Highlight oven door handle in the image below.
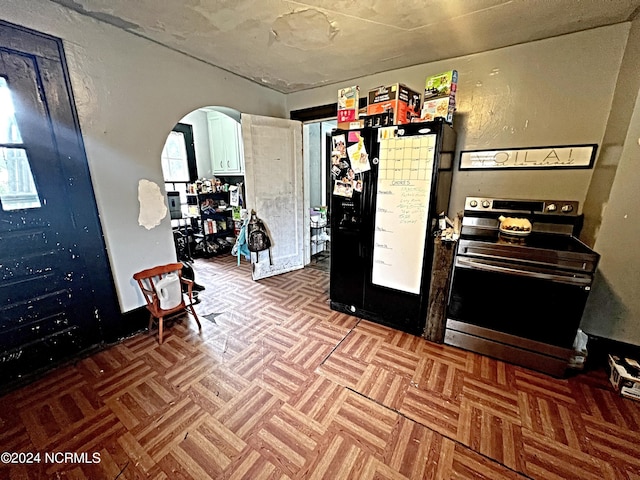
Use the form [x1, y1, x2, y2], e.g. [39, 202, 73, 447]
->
[455, 257, 592, 287]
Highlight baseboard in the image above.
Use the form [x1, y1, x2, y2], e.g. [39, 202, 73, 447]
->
[107, 306, 148, 342]
[0, 308, 149, 396]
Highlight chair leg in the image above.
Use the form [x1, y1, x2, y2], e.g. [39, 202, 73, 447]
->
[189, 305, 202, 332]
[191, 305, 202, 331]
[148, 314, 154, 334]
[158, 316, 164, 345]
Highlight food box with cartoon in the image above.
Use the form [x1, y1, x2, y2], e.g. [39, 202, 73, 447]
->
[420, 70, 458, 124]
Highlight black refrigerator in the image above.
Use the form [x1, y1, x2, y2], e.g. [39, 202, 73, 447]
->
[329, 119, 456, 335]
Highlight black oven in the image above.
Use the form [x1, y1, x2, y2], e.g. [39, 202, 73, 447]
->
[444, 197, 599, 377]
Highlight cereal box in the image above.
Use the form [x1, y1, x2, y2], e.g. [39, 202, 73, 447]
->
[418, 70, 458, 124]
[421, 97, 455, 124]
[424, 70, 458, 101]
[337, 86, 360, 129]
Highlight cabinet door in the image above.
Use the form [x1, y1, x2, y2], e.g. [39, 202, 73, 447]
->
[207, 111, 243, 174]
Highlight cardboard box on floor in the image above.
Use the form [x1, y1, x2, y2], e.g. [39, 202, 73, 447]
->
[608, 354, 640, 401]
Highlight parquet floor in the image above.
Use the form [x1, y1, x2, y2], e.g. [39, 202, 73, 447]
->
[1, 254, 639, 479]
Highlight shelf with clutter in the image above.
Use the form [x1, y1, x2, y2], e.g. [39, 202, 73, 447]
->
[310, 206, 329, 259]
[191, 177, 245, 257]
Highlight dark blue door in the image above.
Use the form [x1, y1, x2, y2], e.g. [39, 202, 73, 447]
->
[0, 21, 120, 388]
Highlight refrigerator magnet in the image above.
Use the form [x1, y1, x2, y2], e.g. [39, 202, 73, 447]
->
[348, 131, 361, 143]
[347, 168, 355, 181]
[377, 126, 397, 142]
[333, 180, 353, 198]
[332, 134, 347, 158]
[347, 140, 371, 174]
[354, 151, 371, 174]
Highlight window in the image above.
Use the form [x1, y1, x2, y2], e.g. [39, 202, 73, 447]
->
[161, 130, 190, 182]
[0, 77, 42, 210]
[161, 123, 197, 222]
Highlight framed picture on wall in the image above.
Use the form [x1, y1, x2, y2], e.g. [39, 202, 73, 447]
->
[459, 144, 598, 170]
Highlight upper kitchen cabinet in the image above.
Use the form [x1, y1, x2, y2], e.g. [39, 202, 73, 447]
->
[207, 110, 244, 175]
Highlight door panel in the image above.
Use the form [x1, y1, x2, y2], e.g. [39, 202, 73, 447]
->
[0, 22, 119, 387]
[242, 114, 304, 280]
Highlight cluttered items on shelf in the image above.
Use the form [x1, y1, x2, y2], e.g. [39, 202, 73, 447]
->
[191, 177, 240, 195]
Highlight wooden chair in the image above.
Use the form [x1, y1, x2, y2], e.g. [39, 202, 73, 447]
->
[133, 262, 202, 344]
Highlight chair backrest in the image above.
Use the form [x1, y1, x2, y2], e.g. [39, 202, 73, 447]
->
[133, 263, 184, 311]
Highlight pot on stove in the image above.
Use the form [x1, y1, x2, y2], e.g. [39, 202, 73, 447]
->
[498, 215, 532, 236]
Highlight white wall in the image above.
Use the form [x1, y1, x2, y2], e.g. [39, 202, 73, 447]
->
[581, 18, 640, 248]
[2, 0, 287, 311]
[287, 24, 629, 217]
[580, 85, 640, 345]
[580, 16, 640, 345]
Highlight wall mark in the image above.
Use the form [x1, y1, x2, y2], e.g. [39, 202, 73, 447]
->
[138, 179, 167, 230]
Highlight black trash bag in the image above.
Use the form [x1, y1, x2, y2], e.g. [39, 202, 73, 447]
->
[181, 260, 205, 292]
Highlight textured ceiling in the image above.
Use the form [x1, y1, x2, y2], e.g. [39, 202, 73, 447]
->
[51, 0, 640, 93]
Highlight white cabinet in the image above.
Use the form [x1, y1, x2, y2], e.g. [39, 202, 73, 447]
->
[207, 111, 244, 175]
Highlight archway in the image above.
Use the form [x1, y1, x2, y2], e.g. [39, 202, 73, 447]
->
[161, 106, 245, 262]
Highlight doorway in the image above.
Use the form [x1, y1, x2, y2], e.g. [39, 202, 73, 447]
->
[161, 107, 307, 281]
[304, 119, 335, 272]
[161, 107, 245, 262]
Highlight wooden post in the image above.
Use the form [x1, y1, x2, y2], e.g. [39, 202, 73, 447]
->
[424, 237, 457, 343]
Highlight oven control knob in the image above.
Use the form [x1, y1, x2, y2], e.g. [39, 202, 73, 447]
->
[547, 203, 557, 212]
[469, 199, 478, 208]
[481, 200, 490, 208]
[561, 204, 574, 213]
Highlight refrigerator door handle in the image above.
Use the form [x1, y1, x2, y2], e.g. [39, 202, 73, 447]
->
[360, 242, 368, 259]
[367, 179, 374, 213]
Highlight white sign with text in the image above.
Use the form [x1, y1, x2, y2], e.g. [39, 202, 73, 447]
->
[459, 145, 596, 170]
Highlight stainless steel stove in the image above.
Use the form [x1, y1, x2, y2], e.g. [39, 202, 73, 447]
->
[445, 197, 599, 376]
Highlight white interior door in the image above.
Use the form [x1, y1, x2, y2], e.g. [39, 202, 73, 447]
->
[242, 114, 305, 280]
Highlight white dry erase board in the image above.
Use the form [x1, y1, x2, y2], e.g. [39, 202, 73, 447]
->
[371, 134, 436, 294]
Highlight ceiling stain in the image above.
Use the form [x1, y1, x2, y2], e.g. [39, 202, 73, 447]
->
[270, 9, 339, 50]
[45, 0, 640, 93]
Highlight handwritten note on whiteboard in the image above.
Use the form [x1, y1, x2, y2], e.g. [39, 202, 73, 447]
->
[371, 134, 436, 294]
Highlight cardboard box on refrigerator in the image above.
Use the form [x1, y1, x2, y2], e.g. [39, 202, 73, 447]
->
[608, 354, 640, 401]
[367, 83, 421, 125]
[424, 70, 458, 101]
[421, 97, 456, 124]
[418, 70, 458, 124]
[337, 86, 360, 129]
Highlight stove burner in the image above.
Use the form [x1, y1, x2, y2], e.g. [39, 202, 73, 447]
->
[497, 234, 526, 245]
